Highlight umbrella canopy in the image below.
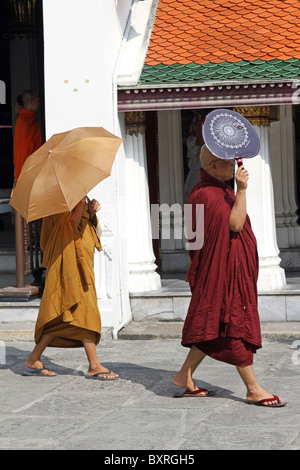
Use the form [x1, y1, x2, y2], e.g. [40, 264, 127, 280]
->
[202, 109, 260, 161]
[10, 127, 122, 222]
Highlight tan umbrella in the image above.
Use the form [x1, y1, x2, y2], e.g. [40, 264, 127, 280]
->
[10, 127, 122, 222]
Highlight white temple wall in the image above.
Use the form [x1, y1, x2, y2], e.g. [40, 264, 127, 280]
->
[42, 0, 132, 334]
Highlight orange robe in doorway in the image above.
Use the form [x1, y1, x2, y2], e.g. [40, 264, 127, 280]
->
[13, 108, 43, 183]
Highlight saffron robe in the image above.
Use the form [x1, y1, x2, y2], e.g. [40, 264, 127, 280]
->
[13, 108, 43, 182]
[182, 169, 262, 366]
[34, 205, 102, 348]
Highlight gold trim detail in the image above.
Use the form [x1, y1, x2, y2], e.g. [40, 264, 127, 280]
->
[125, 112, 146, 136]
[233, 106, 272, 127]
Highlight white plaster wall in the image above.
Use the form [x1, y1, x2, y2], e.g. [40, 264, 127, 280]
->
[115, 0, 133, 34]
[117, 0, 158, 86]
[42, 0, 132, 333]
[43, 0, 123, 136]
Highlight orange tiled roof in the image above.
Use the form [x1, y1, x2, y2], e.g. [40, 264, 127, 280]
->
[140, 0, 300, 84]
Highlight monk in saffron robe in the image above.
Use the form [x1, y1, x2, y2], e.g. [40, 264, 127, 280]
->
[173, 145, 286, 407]
[23, 197, 118, 379]
[13, 90, 43, 184]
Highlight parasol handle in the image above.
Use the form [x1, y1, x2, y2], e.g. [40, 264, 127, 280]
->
[236, 157, 243, 167]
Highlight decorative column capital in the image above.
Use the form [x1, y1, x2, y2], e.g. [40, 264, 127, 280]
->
[125, 111, 146, 136]
[233, 106, 273, 127]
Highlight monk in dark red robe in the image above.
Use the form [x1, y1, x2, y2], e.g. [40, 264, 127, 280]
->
[13, 90, 43, 184]
[173, 145, 286, 407]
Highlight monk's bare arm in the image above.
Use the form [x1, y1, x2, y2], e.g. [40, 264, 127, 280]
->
[71, 198, 86, 226]
[229, 166, 249, 232]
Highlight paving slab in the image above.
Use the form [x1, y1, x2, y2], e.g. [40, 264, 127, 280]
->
[0, 334, 299, 451]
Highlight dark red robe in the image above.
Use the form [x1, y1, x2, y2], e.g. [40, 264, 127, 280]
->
[182, 169, 262, 366]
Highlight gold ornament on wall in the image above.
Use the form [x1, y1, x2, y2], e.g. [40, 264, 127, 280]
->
[125, 112, 146, 136]
[233, 106, 273, 127]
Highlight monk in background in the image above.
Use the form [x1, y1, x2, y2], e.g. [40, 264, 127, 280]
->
[13, 89, 43, 184]
[13, 90, 44, 284]
[173, 145, 286, 407]
[22, 197, 118, 380]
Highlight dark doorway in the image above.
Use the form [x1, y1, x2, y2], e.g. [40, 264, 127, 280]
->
[0, 2, 13, 191]
[145, 111, 161, 273]
[0, 0, 45, 276]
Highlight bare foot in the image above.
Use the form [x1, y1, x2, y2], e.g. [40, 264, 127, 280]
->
[86, 366, 119, 379]
[246, 385, 284, 406]
[173, 372, 209, 396]
[24, 359, 56, 376]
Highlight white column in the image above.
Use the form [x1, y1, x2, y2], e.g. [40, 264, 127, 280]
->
[271, 105, 300, 249]
[235, 107, 286, 291]
[123, 112, 161, 292]
[158, 110, 188, 272]
[158, 111, 185, 213]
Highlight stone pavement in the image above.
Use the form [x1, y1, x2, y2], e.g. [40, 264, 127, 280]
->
[0, 324, 299, 451]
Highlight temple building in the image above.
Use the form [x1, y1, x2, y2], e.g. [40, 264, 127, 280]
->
[0, 0, 300, 334]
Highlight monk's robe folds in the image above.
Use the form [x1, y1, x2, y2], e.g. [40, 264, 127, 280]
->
[182, 169, 262, 366]
[35, 205, 102, 348]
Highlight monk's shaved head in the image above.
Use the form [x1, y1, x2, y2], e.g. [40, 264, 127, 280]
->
[21, 89, 40, 112]
[22, 90, 38, 107]
[200, 144, 236, 182]
[200, 145, 220, 170]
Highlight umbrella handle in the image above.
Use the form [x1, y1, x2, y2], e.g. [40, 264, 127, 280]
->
[86, 196, 101, 212]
